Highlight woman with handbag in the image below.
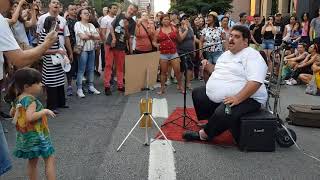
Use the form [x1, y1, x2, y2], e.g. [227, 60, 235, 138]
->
[74, 8, 101, 98]
[153, 14, 184, 95]
[134, 12, 156, 54]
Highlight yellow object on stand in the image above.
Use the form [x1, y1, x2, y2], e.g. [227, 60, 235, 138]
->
[139, 98, 153, 128]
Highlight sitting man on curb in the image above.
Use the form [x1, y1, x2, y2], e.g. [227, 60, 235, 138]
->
[183, 25, 268, 144]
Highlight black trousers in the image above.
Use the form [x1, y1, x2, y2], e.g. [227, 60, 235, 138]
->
[101, 44, 105, 70]
[192, 86, 261, 143]
[46, 85, 66, 110]
[66, 53, 78, 83]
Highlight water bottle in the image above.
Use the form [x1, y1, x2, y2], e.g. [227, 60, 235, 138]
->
[225, 104, 232, 115]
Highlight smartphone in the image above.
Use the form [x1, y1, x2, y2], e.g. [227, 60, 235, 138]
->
[50, 21, 58, 32]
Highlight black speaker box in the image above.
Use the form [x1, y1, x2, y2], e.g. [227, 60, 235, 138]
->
[239, 110, 277, 152]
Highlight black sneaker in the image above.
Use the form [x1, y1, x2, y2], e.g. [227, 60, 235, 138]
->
[182, 131, 201, 141]
[105, 87, 112, 96]
[94, 70, 101, 77]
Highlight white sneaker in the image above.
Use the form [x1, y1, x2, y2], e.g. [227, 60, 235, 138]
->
[291, 79, 297, 85]
[89, 86, 101, 95]
[77, 89, 85, 98]
[165, 79, 171, 86]
[286, 78, 297, 86]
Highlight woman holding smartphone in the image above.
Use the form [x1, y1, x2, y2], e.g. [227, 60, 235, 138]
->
[261, 16, 276, 72]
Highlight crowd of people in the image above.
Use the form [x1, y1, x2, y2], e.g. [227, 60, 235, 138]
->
[3, 0, 320, 104]
[1, 0, 320, 178]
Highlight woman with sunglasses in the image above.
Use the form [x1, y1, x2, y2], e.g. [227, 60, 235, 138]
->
[74, 8, 101, 98]
[261, 15, 276, 72]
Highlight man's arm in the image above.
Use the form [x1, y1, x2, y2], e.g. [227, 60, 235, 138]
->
[4, 31, 58, 68]
[64, 36, 73, 61]
[224, 81, 262, 107]
[310, 19, 315, 42]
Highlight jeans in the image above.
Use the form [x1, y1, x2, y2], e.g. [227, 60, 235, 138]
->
[192, 86, 261, 143]
[77, 50, 95, 90]
[205, 51, 223, 64]
[0, 121, 11, 176]
[262, 39, 275, 50]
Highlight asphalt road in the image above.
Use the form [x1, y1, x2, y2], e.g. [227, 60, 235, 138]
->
[1, 79, 320, 180]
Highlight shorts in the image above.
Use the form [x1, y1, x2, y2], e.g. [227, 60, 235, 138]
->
[262, 39, 275, 50]
[205, 51, 223, 64]
[160, 53, 179, 61]
[179, 53, 194, 72]
[0, 121, 12, 176]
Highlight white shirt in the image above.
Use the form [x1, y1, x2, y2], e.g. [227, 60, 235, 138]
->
[37, 13, 70, 48]
[206, 47, 268, 105]
[74, 22, 98, 51]
[11, 20, 30, 45]
[100, 15, 115, 40]
[0, 14, 20, 80]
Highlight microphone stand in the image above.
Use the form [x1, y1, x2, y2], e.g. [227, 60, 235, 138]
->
[161, 43, 220, 129]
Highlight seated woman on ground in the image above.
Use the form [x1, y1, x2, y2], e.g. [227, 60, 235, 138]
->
[284, 43, 308, 68]
[298, 58, 320, 93]
[281, 43, 309, 80]
[286, 43, 320, 85]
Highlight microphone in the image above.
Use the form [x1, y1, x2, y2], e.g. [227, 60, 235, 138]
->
[169, 40, 226, 61]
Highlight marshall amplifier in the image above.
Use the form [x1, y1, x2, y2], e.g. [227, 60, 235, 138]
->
[239, 110, 277, 152]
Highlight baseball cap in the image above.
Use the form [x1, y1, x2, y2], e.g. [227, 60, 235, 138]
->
[209, 11, 218, 17]
[275, 12, 282, 16]
[239, 12, 247, 18]
[180, 13, 189, 21]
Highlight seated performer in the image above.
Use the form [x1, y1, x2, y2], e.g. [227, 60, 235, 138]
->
[183, 25, 268, 143]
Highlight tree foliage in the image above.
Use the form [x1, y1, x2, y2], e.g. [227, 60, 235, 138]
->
[171, 0, 233, 15]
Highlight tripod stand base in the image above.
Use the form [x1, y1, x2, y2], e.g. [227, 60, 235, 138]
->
[161, 108, 198, 129]
[117, 113, 176, 153]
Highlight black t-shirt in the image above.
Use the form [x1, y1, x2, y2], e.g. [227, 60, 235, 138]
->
[249, 23, 263, 44]
[91, 20, 100, 28]
[274, 21, 285, 46]
[66, 17, 77, 47]
[106, 13, 136, 50]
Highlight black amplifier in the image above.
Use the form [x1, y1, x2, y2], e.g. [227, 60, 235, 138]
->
[239, 110, 277, 152]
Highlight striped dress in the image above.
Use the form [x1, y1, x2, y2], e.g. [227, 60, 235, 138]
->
[39, 29, 65, 87]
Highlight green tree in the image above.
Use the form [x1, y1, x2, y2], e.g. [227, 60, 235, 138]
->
[171, 0, 233, 15]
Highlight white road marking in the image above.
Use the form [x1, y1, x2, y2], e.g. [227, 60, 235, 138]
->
[148, 140, 176, 180]
[152, 98, 168, 118]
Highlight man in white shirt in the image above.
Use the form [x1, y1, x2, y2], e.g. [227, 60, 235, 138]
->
[37, 0, 73, 62]
[100, 3, 118, 42]
[100, 3, 118, 71]
[0, 0, 57, 176]
[183, 25, 268, 144]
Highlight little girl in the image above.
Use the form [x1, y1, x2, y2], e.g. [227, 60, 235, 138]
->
[5, 68, 56, 180]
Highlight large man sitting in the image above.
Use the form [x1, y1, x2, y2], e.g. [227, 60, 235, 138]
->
[183, 25, 268, 143]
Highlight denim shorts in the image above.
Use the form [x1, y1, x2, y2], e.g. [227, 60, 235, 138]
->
[0, 121, 12, 176]
[160, 53, 179, 61]
[262, 39, 275, 50]
[205, 51, 223, 64]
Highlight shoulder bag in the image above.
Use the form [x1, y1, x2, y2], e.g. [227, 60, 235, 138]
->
[140, 23, 157, 52]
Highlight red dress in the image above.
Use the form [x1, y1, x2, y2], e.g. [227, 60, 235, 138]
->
[158, 26, 177, 54]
